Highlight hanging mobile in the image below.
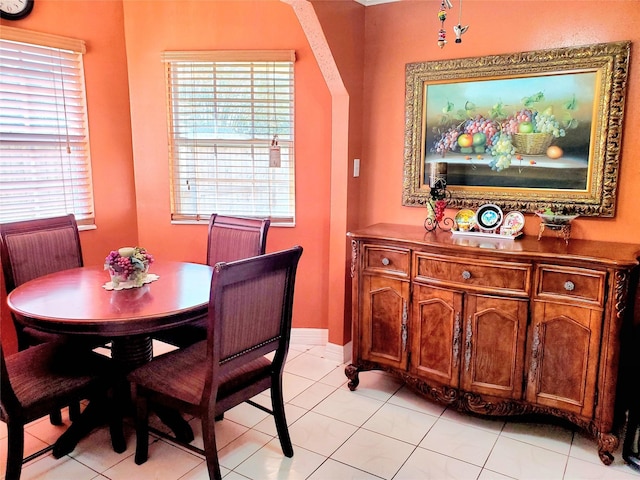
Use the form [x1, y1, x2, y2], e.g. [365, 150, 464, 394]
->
[437, 0, 452, 48]
[453, 0, 469, 43]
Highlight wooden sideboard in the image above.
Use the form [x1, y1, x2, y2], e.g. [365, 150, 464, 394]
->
[346, 223, 639, 465]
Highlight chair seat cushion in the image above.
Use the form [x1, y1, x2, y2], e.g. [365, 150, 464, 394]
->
[127, 341, 272, 407]
[6, 343, 109, 412]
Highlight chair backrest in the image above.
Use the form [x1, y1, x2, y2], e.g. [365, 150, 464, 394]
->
[206, 214, 270, 266]
[204, 245, 302, 401]
[0, 214, 83, 292]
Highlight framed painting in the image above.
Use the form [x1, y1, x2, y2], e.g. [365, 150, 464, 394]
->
[402, 41, 630, 216]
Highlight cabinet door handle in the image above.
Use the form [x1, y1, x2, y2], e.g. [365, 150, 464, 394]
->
[462, 270, 471, 280]
[381, 257, 390, 266]
[401, 300, 408, 352]
[464, 318, 472, 373]
[452, 312, 461, 368]
[564, 280, 575, 291]
[529, 323, 541, 379]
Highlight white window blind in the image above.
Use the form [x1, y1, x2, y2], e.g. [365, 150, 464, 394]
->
[0, 27, 95, 225]
[164, 50, 295, 225]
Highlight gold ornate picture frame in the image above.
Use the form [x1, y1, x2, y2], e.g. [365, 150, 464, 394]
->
[402, 41, 630, 217]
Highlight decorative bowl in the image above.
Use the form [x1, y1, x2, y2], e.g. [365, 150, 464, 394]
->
[535, 212, 579, 225]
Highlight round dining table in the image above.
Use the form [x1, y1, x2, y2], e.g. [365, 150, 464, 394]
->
[6, 260, 214, 457]
[7, 260, 213, 339]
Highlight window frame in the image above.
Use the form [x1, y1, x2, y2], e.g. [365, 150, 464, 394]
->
[163, 50, 296, 226]
[0, 26, 95, 226]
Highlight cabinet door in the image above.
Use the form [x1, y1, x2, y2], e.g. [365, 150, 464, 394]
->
[411, 284, 463, 388]
[526, 301, 602, 417]
[361, 275, 409, 370]
[460, 295, 528, 399]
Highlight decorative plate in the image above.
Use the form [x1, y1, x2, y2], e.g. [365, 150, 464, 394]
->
[454, 209, 476, 231]
[476, 204, 503, 231]
[503, 211, 525, 233]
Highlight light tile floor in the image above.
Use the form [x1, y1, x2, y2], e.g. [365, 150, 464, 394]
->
[2, 343, 639, 480]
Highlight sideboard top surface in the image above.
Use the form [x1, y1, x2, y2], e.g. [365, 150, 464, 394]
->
[348, 223, 640, 269]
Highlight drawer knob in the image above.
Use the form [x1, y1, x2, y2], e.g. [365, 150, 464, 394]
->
[564, 280, 575, 291]
[462, 270, 471, 280]
[381, 257, 390, 266]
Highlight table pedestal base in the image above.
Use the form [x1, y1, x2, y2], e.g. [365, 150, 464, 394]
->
[52, 335, 193, 457]
[112, 336, 153, 369]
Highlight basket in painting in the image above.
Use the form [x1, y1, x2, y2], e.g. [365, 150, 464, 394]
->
[512, 132, 554, 155]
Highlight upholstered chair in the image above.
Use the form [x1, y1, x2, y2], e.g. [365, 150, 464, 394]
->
[0, 214, 106, 350]
[153, 214, 270, 348]
[0, 341, 123, 480]
[128, 246, 302, 480]
[0, 214, 108, 425]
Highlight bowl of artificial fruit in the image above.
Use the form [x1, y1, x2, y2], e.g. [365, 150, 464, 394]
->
[535, 209, 578, 226]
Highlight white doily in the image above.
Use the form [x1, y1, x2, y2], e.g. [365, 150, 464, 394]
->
[102, 273, 160, 291]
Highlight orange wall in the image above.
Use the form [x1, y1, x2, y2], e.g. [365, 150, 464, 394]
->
[121, 1, 333, 333]
[359, 1, 640, 245]
[1, 1, 137, 352]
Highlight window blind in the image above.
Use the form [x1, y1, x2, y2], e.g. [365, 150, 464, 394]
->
[0, 27, 95, 225]
[163, 50, 295, 225]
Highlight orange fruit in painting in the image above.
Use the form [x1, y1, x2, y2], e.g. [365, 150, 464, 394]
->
[457, 133, 473, 148]
[546, 146, 563, 159]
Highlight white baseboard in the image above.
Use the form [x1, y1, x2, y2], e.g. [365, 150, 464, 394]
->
[324, 340, 352, 364]
[290, 328, 352, 364]
[290, 327, 327, 346]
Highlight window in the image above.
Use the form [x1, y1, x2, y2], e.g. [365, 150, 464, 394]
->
[0, 27, 95, 225]
[164, 50, 295, 225]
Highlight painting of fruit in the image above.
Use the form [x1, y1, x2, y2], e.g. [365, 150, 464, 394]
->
[403, 41, 630, 217]
[429, 89, 576, 172]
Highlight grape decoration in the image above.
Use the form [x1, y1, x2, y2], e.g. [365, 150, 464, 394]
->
[105, 246, 154, 287]
[424, 182, 454, 232]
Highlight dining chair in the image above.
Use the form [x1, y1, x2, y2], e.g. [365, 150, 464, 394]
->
[0, 340, 123, 480]
[1, 214, 94, 349]
[0, 214, 106, 424]
[127, 245, 303, 480]
[153, 214, 270, 348]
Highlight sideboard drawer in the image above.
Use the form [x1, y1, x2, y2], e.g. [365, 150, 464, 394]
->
[363, 245, 410, 277]
[414, 252, 531, 295]
[536, 265, 606, 306]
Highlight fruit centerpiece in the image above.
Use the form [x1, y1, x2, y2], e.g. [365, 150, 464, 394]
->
[432, 91, 575, 171]
[105, 246, 154, 287]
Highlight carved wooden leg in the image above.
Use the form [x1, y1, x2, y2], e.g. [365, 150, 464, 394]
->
[345, 364, 360, 391]
[597, 432, 618, 465]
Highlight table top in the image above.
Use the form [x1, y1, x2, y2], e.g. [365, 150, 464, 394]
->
[7, 260, 214, 337]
